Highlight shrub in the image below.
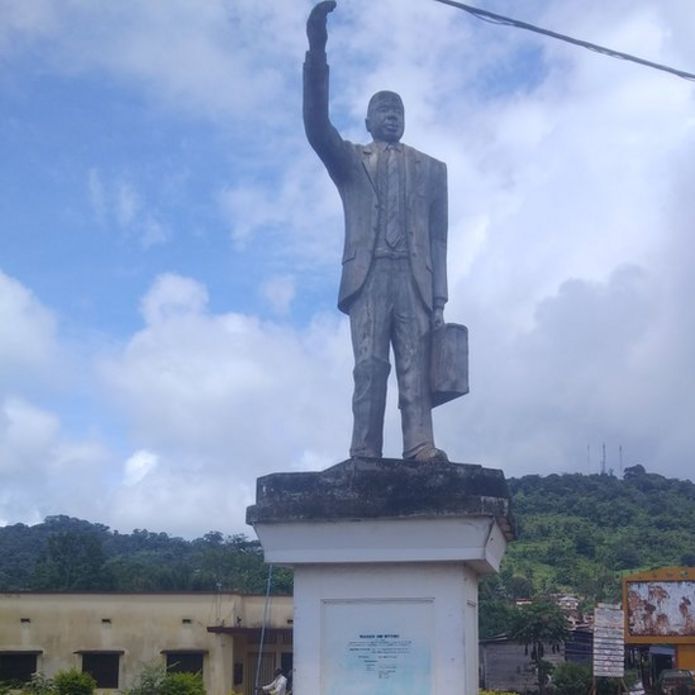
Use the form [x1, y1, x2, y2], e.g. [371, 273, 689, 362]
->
[552, 662, 591, 695]
[122, 664, 165, 695]
[123, 664, 205, 695]
[53, 670, 95, 695]
[20, 673, 56, 695]
[159, 673, 204, 695]
[18, 670, 95, 695]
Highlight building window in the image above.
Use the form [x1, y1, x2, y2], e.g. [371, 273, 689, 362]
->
[165, 652, 204, 675]
[281, 652, 293, 692]
[233, 662, 243, 687]
[81, 653, 120, 689]
[0, 652, 39, 685]
[280, 652, 293, 675]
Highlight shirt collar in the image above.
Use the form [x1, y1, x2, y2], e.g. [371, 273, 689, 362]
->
[373, 140, 402, 153]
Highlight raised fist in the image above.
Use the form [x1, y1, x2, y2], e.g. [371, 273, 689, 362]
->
[307, 1, 337, 51]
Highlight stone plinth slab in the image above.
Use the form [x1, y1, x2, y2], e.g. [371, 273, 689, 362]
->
[247, 457, 514, 533]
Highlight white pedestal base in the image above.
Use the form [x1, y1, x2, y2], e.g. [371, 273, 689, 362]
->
[247, 458, 514, 695]
[293, 562, 479, 695]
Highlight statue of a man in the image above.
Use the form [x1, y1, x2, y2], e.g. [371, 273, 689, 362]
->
[304, 1, 449, 462]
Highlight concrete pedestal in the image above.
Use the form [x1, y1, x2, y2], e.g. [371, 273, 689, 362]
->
[247, 457, 514, 695]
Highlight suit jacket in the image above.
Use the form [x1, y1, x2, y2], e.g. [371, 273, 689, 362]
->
[303, 50, 448, 315]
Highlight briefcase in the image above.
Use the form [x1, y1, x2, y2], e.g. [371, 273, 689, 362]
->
[431, 323, 469, 407]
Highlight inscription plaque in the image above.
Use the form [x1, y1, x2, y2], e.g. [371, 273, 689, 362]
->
[321, 599, 433, 695]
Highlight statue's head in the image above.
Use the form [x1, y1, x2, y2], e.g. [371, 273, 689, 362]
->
[365, 91, 404, 143]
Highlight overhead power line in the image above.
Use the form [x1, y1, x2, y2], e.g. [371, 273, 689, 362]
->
[432, 0, 695, 82]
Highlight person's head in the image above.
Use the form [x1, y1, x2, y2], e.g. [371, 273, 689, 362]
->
[365, 91, 404, 143]
[274, 668, 283, 677]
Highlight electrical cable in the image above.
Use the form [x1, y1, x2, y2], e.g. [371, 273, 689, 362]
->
[254, 564, 274, 694]
[431, 0, 695, 82]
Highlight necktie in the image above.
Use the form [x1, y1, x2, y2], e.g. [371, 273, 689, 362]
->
[385, 146, 401, 248]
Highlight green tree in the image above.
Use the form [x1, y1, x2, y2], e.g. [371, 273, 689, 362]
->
[510, 601, 569, 695]
[479, 598, 518, 638]
[32, 532, 112, 590]
[507, 574, 534, 600]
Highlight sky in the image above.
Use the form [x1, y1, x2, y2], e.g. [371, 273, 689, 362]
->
[1, 0, 695, 538]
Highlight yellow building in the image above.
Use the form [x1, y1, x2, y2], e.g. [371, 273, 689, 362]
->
[0, 592, 293, 695]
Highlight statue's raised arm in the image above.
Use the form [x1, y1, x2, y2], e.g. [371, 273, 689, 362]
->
[306, 1, 336, 52]
[303, 2, 351, 182]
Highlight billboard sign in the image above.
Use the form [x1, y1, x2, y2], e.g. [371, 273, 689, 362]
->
[623, 568, 695, 645]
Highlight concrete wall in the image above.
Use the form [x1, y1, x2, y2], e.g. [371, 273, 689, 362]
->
[480, 639, 565, 692]
[0, 593, 293, 695]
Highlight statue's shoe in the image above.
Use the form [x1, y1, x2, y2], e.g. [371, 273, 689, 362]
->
[350, 450, 381, 459]
[412, 446, 449, 463]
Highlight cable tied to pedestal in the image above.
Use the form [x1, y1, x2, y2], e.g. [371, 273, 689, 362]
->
[254, 564, 274, 694]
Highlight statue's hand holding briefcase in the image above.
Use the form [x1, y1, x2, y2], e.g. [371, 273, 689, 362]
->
[431, 323, 469, 407]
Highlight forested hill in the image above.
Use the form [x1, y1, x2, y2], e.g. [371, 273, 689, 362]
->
[477, 465, 695, 636]
[0, 517, 293, 594]
[503, 466, 695, 597]
[1, 467, 693, 604]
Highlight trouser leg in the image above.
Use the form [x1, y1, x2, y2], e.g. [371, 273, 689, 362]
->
[391, 261, 435, 459]
[398, 338, 435, 459]
[349, 357, 391, 458]
[348, 263, 391, 458]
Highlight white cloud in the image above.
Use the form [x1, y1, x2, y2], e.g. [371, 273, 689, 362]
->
[0, 398, 60, 473]
[260, 275, 296, 316]
[116, 180, 140, 227]
[218, 184, 276, 247]
[0, 0, 309, 126]
[0, 0, 59, 51]
[123, 449, 158, 486]
[0, 271, 59, 383]
[99, 273, 354, 532]
[87, 168, 106, 222]
[0, 272, 117, 527]
[139, 273, 209, 325]
[217, 154, 342, 266]
[140, 215, 169, 249]
[0, 396, 114, 526]
[103, 274, 352, 460]
[108, 467, 255, 539]
[86, 170, 170, 248]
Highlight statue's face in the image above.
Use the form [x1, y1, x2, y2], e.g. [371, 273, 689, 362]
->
[366, 93, 404, 143]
